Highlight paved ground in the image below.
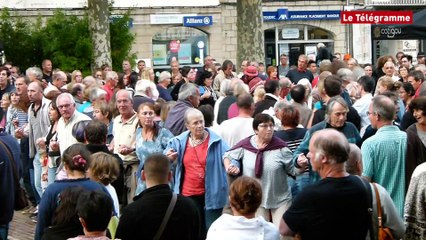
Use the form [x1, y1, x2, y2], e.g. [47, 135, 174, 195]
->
[8, 210, 36, 240]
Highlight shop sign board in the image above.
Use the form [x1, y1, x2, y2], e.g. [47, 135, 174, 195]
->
[263, 9, 341, 22]
[183, 16, 213, 27]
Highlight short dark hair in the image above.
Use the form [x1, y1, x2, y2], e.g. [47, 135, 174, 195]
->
[409, 96, 426, 116]
[84, 120, 108, 144]
[264, 80, 279, 94]
[72, 120, 91, 143]
[253, 113, 274, 130]
[198, 104, 214, 127]
[290, 84, 306, 103]
[324, 75, 342, 97]
[221, 60, 233, 72]
[280, 104, 300, 128]
[401, 82, 415, 97]
[144, 154, 170, 183]
[408, 70, 425, 83]
[196, 71, 213, 86]
[76, 190, 113, 232]
[237, 93, 254, 110]
[357, 76, 375, 93]
[308, 60, 316, 66]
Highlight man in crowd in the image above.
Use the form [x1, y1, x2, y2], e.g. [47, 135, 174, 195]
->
[278, 54, 289, 78]
[417, 51, 425, 65]
[122, 59, 138, 83]
[116, 154, 201, 240]
[408, 70, 424, 98]
[41, 59, 52, 83]
[290, 85, 312, 128]
[286, 54, 314, 84]
[137, 59, 145, 75]
[164, 83, 200, 136]
[51, 71, 67, 92]
[280, 129, 369, 239]
[253, 80, 280, 116]
[352, 76, 374, 129]
[112, 89, 138, 205]
[213, 60, 237, 97]
[0, 66, 15, 99]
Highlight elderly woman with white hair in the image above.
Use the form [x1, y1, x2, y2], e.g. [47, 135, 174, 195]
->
[156, 71, 173, 101]
[78, 87, 107, 118]
[133, 79, 159, 111]
[164, 108, 229, 238]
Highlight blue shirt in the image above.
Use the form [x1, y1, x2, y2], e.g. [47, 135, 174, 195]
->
[361, 125, 407, 217]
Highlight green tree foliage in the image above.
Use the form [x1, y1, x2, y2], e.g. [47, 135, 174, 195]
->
[0, 8, 135, 75]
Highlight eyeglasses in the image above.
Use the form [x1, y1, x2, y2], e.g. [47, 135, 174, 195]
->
[367, 111, 377, 116]
[58, 103, 72, 109]
[140, 111, 155, 116]
[258, 124, 274, 129]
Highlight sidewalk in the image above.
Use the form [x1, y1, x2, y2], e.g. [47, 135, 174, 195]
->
[8, 210, 36, 240]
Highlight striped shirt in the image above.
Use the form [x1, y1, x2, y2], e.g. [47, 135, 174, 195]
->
[361, 125, 407, 217]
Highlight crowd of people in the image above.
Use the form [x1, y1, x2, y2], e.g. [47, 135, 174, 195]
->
[1, 45, 426, 240]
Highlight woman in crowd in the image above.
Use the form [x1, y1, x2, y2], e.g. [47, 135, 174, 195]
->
[92, 102, 114, 144]
[156, 71, 173, 101]
[207, 176, 279, 240]
[140, 67, 155, 82]
[35, 144, 106, 240]
[67, 70, 83, 92]
[36, 99, 61, 186]
[78, 87, 107, 118]
[274, 105, 308, 197]
[266, 66, 278, 81]
[407, 97, 426, 147]
[0, 92, 10, 129]
[87, 152, 120, 217]
[363, 64, 373, 78]
[223, 114, 307, 229]
[399, 65, 410, 82]
[376, 76, 404, 122]
[5, 90, 28, 138]
[42, 187, 87, 240]
[197, 70, 218, 107]
[399, 82, 415, 108]
[165, 108, 229, 236]
[135, 102, 174, 196]
[373, 55, 396, 80]
[171, 66, 192, 101]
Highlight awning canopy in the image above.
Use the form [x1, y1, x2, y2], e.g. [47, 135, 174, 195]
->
[372, 9, 426, 40]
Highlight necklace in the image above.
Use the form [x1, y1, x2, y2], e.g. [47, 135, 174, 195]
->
[190, 130, 207, 147]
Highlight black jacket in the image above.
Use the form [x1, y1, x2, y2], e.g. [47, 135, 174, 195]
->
[116, 184, 202, 240]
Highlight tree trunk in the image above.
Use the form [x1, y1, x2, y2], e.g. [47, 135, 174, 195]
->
[236, 0, 264, 71]
[88, 0, 111, 71]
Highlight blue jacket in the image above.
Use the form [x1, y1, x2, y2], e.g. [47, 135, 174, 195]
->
[0, 133, 21, 225]
[164, 128, 229, 210]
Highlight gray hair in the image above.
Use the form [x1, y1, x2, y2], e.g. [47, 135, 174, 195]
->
[116, 89, 133, 102]
[178, 83, 199, 101]
[345, 143, 362, 175]
[336, 68, 354, 82]
[158, 71, 171, 83]
[325, 96, 348, 119]
[56, 92, 75, 106]
[26, 67, 43, 81]
[274, 100, 288, 112]
[220, 79, 233, 95]
[372, 95, 395, 121]
[105, 71, 118, 81]
[82, 76, 97, 87]
[184, 108, 204, 124]
[89, 88, 107, 102]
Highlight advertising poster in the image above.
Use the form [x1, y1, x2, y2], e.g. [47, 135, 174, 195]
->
[153, 44, 167, 65]
[178, 43, 192, 64]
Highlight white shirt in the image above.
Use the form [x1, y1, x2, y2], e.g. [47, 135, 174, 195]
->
[207, 214, 279, 240]
[218, 117, 254, 147]
[106, 184, 120, 217]
[352, 93, 373, 129]
[57, 110, 91, 155]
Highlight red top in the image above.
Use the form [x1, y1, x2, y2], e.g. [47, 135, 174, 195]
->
[181, 136, 209, 196]
[103, 84, 114, 103]
[311, 75, 320, 88]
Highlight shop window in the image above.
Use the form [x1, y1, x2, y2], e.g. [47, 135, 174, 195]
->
[152, 27, 209, 67]
[307, 25, 333, 40]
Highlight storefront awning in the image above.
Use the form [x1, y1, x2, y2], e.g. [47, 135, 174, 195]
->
[372, 9, 426, 40]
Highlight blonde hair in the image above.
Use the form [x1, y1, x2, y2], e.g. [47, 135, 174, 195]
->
[89, 152, 119, 185]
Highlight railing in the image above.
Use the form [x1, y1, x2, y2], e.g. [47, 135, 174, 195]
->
[364, 0, 426, 6]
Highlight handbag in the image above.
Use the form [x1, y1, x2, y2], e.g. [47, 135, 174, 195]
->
[372, 183, 395, 240]
[0, 139, 29, 210]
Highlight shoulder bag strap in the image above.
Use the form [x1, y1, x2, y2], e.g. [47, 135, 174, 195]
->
[153, 193, 178, 240]
[357, 176, 374, 240]
[0, 140, 19, 188]
[372, 183, 384, 228]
